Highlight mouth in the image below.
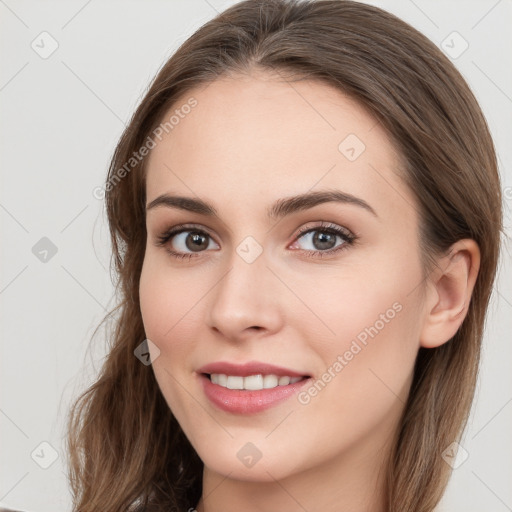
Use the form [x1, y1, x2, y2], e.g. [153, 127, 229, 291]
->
[196, 360, 312, 414]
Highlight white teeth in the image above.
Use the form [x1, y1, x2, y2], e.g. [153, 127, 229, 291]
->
[263, 374, 278, 388]
[244, 374, 263, 390]
[226, 376, 244, 389]
[209, 373, 304, 390]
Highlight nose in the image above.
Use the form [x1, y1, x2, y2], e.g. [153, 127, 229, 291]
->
[206, 248, 284, 342]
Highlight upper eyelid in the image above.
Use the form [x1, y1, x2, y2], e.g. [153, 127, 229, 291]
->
[295, 222, 352, 236]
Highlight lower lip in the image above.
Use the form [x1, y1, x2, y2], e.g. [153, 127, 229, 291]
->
[199, 373, 311, 414]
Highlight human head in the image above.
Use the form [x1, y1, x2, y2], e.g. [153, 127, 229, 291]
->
[67, 1, 502, 511]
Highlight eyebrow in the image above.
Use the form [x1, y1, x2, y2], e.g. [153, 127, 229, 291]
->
[145, 189, 377, 219]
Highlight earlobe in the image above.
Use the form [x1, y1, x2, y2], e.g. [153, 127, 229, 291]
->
[419, 239, 480, 349]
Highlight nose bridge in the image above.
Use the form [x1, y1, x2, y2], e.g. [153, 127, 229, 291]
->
[207, 240, 282, 337]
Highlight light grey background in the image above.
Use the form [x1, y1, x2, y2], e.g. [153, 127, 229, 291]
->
[0, 1, 511, 511]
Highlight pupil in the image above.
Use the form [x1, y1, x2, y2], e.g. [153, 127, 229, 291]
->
[313, 231, 335, 250]
[186, 232, 208, 251]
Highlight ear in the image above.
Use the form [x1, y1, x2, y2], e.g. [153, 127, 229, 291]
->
[420, 239, 480, 349]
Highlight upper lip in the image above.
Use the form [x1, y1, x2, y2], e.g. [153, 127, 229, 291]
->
[197, 361, 309, 378]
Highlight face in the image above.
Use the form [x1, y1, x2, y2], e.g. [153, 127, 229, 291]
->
[139, 71, 428, 484]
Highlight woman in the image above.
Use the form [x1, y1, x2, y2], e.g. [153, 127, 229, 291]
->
[67, 1, 502, 511]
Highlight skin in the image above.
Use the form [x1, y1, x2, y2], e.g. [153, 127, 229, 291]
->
[139, 69, 479, 512]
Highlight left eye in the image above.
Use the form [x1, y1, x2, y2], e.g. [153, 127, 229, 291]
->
[291, 227, 350, 252]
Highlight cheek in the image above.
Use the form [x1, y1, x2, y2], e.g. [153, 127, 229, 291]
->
[296, 247, 424, 402]
[139, 256, 202, 419]
[290, 286, 423, 457]
[139, 253, 202, 345]
[292, 242, 424, 347]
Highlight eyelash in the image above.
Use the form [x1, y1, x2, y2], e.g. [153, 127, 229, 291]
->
[155, 221, 357, 261]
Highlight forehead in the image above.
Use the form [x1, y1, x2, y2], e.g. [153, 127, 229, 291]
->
[145, 72, 412, 222]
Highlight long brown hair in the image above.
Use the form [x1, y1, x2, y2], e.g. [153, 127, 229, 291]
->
[66, 1, 503, 511]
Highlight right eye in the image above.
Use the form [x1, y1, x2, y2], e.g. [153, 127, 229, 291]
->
[156, 224, 220, 259]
